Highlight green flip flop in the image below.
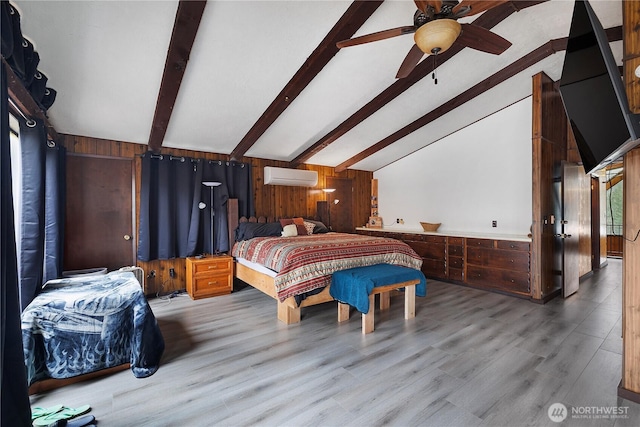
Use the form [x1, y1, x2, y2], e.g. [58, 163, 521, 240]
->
[32, 404, 91, 426]
[31, 404, 64, 420]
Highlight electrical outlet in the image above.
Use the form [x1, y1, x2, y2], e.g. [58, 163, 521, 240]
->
[169, 268, 175, 278]
[397, 218, 400, 223]
[492, 220, 497, 228]
[148, 270, 156, 278]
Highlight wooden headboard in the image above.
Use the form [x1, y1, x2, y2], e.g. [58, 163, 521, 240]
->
[227, 198, 321, 246]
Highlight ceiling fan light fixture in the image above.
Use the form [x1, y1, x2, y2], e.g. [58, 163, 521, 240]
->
[414, 19, 461, 55]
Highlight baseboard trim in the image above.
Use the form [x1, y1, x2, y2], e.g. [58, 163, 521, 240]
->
[531, 288, 561, 304]
[618, 380, 640, 404]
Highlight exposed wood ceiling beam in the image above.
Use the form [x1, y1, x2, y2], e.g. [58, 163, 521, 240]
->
[147, 0, 207, 154]
[334, 25, 623, 172]
[3, 57, 60, 142]
[290, 0, 548, 166]
[606, 171, 624, 190]
[228, 0, 384, 162]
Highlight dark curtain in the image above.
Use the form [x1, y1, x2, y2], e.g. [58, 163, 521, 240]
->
[138, 153, 202, 261]
[202, 160, 230, 254]
[1, 56, 32, 427]
[225, 161, 254, 218]
[138, 156, 253, 260]
[43, 143, 65, 284]
[1, 2, 56, 111]
[18, 117, 45, 310]
[17, 118, 65, 309]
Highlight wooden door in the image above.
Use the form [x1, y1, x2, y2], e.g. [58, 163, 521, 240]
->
[64, 155, 134, 271]
[561, 162, 580, 297]
[326, 177, 353, 233]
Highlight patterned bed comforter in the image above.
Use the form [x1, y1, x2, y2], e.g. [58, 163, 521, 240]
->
[232, 232, 423, 302]
[21, 271, 165, 386]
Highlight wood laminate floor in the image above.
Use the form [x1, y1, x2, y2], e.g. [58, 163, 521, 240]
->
[29, 258, 640, 426]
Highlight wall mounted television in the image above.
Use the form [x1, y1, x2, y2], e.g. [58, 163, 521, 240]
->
[559, 0, 640, 175]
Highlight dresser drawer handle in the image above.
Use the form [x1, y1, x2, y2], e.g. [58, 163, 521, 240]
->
[208, 280, 218, 285]
[510, 259, 514, 263]
[208, 265, 218, 269]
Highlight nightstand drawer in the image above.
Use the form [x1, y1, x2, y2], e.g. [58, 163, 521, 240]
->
[192, 272, 232, 296]
[192, 258, 232, 275]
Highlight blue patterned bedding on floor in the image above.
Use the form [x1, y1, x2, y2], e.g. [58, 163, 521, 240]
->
[21, 271, 165, 386]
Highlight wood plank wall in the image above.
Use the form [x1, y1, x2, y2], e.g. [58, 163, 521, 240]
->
[62, 134, 372, 294]
[620, 1, 640, 401]
[531, 72, 596, 299]
[531, 72, 567, 301]
[622, 147, 640, 398]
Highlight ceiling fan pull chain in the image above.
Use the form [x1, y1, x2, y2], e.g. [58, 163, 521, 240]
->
[432, 53, 438, 85]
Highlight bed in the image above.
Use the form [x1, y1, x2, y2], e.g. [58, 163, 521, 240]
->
[21, 271, 165, 387]
[231, 215, 423, 324]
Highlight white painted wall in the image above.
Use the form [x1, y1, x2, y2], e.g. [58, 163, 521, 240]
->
[374, 97, 533, 236]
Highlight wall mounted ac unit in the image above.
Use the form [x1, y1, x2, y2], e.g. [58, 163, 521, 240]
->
[264, 166, 318, 187]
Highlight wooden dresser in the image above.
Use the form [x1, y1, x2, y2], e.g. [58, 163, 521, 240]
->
[356, 228, 531, 298]
[465, 238, 530, 295]
[185, 255, 233, 300]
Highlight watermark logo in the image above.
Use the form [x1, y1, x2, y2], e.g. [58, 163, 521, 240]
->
[548, 403, 568, 423]
[547, 403, 630, 422]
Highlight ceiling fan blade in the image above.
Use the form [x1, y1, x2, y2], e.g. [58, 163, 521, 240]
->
[414, 1, 442, 14]
[396, 44, 425, 79]
[336, 26, 416, 48]
[452, 0, 509, 17]
[457, 23, 512, 55]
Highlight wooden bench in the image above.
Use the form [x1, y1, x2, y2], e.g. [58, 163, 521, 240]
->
[331, 264, 425, 334]
[337, 280, 418, 334]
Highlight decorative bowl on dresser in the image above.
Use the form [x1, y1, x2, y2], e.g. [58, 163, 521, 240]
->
[185, 255, 233, 299]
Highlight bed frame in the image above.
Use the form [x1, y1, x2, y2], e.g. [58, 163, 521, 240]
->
[228, 199, 335, 324]
[235, 262, 334, 324]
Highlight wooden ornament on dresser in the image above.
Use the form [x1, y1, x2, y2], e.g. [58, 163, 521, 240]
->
[368, 178, 383, 229]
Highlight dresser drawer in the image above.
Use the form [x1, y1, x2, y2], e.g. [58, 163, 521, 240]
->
[448, 267, 463, 282]
[409, 241, 446, 260]
[191, 257, 232, 275]
[191, 272, 232, 297]
[466, 238, 494, 248]
[496, 240, 530, 252]
[466, 247, 529, 272]
[401, 233, 424, 242]
[448, 237, 464, 246]
[424, 235, 446, 244]
[421, 258, 446, 279]
[448, 256, 463, 269]
[466, 265, 530, 294]
[447, 244, 464, 257]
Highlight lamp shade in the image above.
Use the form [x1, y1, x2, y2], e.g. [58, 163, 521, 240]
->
[414, 19, 461, 55]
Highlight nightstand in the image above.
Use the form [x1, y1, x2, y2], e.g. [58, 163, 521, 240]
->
[185, 255, 233, 299]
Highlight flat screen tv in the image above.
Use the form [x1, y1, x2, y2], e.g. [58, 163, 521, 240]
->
[559, 0, 640, 174]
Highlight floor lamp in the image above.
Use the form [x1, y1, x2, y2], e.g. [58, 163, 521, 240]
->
[203, 181, 222, 255]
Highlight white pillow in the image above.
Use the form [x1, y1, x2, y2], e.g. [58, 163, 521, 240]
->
[281, 224, 298, 237]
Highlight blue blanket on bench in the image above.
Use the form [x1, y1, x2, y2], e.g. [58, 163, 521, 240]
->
[330, 264, 427, 314]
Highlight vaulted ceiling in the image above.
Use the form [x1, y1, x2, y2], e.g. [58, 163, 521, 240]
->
[11, 0, 623, 171]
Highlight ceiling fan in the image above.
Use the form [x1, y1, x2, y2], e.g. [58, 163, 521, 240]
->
[337, 0, 513, 79]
